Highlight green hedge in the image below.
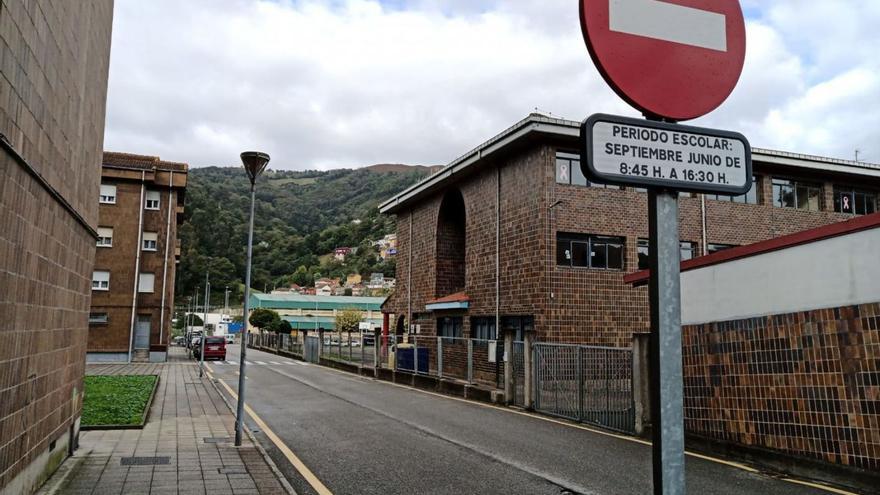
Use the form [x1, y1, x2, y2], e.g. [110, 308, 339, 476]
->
[82, 375, 158, 426]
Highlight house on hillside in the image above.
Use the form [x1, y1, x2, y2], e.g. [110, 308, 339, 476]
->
[334, 247, 352, 261]
[375, 234, 398, 260]
[315, 277, 340, 296]
[346, 273, 362, 286]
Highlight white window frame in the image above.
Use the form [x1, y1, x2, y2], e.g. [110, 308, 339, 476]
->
[145, 190, 160, 210]
[138, 273, 155, 293]
[92, 271, 110, 291]
[96, 227, 113, 248]
[99, 184, 116, 204]
[142, 231, 158, 251]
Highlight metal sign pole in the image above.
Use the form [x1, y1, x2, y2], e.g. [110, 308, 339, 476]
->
[648, 189, 685, 495]
[200, 274, 210, 378]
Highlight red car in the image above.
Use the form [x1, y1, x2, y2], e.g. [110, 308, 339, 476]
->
[195, 336, 227, 361]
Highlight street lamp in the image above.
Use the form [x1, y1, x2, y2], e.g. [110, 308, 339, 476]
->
[234, 151, 270, 447]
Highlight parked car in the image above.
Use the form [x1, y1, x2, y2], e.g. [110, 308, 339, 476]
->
[172, 336, 186, 346]
[193, 336, 226, 361]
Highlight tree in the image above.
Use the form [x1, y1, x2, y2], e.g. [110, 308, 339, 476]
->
[277, 320, 293, 334]
[189, 314, 204, 326]
[249, 308, 280, 333]
[335, 308, 362, 334]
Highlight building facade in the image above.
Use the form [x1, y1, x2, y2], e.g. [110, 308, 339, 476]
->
[380, 114, 880, 347]
[250, 294, 386, 332]
[87, 152, 187, 363]
[0, 2, 114, 493]
[627, 213, 880, 475]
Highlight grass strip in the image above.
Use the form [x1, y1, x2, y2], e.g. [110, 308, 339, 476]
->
[82, 375, 158, 426]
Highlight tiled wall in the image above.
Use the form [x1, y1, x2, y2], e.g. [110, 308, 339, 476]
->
[0, 0, 114, 490]
[683, 302, 880, 471]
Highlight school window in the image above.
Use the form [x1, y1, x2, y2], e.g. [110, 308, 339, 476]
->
[501, 316, 533, 342]
[557, 233, 624, 270]
[555, 151, 620, 189]
[99, 184, 116, 204]
[145, 190, 160, 210]
[96, 227, 113, 248]
[705, 176, 759, 204]
[88, 313, 108, 325]
[637, 239, 696, 270]
[142, 231, 158, 251]
[834, 187, 877, 215]
[470, 317, 497, 340]
[438, 316, 462, 341]
[92, 271, 110, 291]
[772, 178, 821, 211]
[707, 243, 736, 254]
[138, 273, 155, 293]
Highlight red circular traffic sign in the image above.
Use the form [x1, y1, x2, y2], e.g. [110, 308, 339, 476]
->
[580, 0, 746, 121]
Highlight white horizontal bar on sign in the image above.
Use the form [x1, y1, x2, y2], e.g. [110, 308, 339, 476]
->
[609, 0, 727, 52]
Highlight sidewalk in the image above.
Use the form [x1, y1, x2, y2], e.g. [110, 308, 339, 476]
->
[38, 348, 291, 495]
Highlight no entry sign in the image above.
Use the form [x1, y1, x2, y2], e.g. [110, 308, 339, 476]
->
[581, 113, 751, 194]
[580, 0, 746, 121]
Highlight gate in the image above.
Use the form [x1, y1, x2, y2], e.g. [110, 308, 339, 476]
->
[511, 341, 525, 407]
[304, 336, 320, 363]
[534, 343, 634, 433]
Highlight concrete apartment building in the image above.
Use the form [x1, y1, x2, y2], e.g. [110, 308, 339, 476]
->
[0, 2, 114, 494]
[88, 152, 187, 363]
[379, 114, 880, 347]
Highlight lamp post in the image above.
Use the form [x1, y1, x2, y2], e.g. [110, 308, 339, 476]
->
[199, 273, 210, 378]
[234, 151, 270, 447]
[224, 286, 230, 319]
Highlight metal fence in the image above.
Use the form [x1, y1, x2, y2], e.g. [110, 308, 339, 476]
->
[534, 343, 635, 434]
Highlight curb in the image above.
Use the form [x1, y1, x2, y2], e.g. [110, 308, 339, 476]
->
[35, 448, 92, 495]
[205, 372, 298, 495]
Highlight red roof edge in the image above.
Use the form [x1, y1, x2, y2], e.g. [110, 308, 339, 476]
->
[624, 212, 880, 287]
[426, 291, 470, 305]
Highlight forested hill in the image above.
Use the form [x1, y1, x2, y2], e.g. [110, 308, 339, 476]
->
[175, 165, 436, 305]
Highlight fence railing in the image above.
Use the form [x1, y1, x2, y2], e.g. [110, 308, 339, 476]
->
[245, 331, 636, 434]
[534, 343, 635, 433]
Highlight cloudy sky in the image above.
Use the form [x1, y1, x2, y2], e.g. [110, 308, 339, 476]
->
[103, 0, 880, 170]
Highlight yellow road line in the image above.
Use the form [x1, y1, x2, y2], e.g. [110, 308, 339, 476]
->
[317, 366, 860, 493]
[779, 478, 859, 495]
[215, 377, 333, 495]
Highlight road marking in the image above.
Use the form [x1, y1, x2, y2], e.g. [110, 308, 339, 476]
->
[311, 365, 855, 494]
[245, 361, 254, 365]
[255, 361, 268, 365]
[295, 361, 309, 366]
[227, 361, 237, 366]
[270, 361, 282, 365]
[609, 0, 728, 52]
[204, 363, 215, 374]
[215, 377, 333, 495]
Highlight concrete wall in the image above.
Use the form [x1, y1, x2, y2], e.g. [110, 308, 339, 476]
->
[0, 1, 114, 493]
[680, 227, 880, 325]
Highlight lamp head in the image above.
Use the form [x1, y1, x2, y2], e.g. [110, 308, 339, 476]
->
[240, 151, 270, 184]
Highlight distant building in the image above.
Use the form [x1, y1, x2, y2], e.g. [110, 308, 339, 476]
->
[334, 247, 352, 261]
[249, 294, 386, 332]
[346, 273, 363, 286]
[0, 3, 114, 493]
[375, 234, 398, 260]
[88, 152, 188, 363]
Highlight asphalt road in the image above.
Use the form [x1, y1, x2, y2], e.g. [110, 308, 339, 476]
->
[206, 345, 839, 495]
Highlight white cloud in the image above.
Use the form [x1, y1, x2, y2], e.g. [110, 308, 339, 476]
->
[104, 0, 880, 169]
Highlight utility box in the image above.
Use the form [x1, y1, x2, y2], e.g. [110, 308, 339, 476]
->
[396, 345, 429, 373]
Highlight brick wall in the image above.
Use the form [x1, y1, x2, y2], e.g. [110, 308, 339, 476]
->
[682, 302, 880, 471]
[0, 1, 113, 490]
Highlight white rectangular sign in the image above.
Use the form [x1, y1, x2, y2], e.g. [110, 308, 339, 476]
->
[581, 114, 752, 194]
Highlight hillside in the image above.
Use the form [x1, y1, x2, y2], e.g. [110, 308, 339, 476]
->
[176, 165, 430, 305]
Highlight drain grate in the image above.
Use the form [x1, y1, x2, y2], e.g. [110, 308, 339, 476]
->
[203, 437, 232, 444]
[121, 456, 170, 466]
[218, 467, 248, 475]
